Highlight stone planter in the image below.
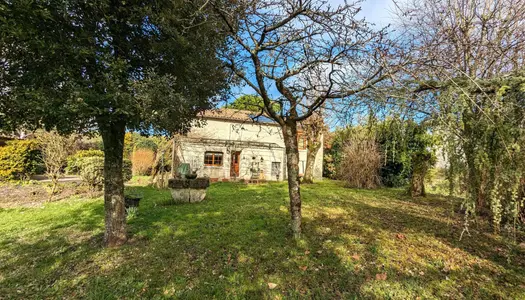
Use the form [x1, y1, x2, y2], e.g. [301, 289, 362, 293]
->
[168, 177, 210, 203]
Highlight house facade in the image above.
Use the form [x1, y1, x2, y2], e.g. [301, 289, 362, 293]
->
[177, 109, 323, 181]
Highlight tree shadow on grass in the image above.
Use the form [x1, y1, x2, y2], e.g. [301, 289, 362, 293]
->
[302, 183, 525, 296]
[0, 202, 105, 298]
[82, 183, 369, 298]
[320, 184, 523, 254]
[1, 182, 524, 299]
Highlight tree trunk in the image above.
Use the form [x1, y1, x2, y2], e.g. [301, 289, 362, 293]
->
[171, 136, 177, 178]
[47, 176, 59, 202]
[410, 153, 429, 197]
[410, 170, 426, 197]
[282, 121, 302, 238]
[463, 115, 488, 215]
[99, 119, 127, 247]
[303, 136, 321, 184]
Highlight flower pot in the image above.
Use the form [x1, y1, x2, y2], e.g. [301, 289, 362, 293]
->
[186, 173, 198, 179]
[125, 195, 142, 209]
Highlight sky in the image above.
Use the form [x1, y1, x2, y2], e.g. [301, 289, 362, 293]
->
[343, 0, 397, 27]
[229, 0, 398, 100]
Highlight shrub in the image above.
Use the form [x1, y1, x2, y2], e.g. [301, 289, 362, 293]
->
[0, 140, 41, 181]
[327, 121, 437, 188]
[322, 153, 336, 178]
[132, 148, 155, 175]
[338, 133, 381, 189]
[409, 152, 435, 197]
[77, 156, 132, 192]
[36, 131, 77, 200]
[322, 128, 353, 179]
[133, 135, 158, 151]
[376, 120, 436, 187]
[78, 157, 105, 192]
[66, 150, 104, 174]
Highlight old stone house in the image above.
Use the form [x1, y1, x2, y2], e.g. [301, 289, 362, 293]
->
[176, 109, 323, 181]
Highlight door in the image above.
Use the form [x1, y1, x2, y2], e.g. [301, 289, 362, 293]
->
[230, 151, 241, 177]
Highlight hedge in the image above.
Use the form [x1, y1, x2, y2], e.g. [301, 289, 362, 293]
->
[0, 140, 41, 181]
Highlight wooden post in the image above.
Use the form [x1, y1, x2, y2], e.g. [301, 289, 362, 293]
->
[171, 136, 176, 178]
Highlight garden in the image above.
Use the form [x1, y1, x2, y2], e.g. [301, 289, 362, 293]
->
[1, 0, 525, 298]
[1, 180, 524, 299]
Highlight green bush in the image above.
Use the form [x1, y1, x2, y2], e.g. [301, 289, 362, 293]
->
[0, 140, 41, 181]
[78, 157, 104, 191]
[66, 150, 104, 174]
[325, 121, 436, 187]
[77, 156, 133, 191]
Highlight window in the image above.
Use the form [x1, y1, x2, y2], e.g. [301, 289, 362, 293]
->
[204, 152, 223, 166]
[297, 132, 307, 150]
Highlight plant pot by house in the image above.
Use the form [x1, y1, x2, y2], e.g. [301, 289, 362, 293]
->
[186, 173, 198, 179]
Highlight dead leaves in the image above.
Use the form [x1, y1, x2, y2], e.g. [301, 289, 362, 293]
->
[395, 233, 406, 240]
[375, 273, 387, 280]
[351, 253, 360, 261]
[299, 265, 308, 271]
[518, 242, 525, 251]
[267, 282, 278, 289]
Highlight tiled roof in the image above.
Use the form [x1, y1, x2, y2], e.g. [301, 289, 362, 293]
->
[199, 108, 277, 125]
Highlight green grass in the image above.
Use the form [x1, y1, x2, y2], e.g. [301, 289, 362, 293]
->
[0, 180, 524, 299]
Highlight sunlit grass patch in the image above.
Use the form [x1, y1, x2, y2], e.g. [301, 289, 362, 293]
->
[0, 179, 523, 299]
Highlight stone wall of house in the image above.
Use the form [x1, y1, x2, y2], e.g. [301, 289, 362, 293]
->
[179, 118, 323, 181]
[179, 141, 286, 181]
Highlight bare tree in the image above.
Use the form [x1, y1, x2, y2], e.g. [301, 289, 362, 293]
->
[36, 131, 77, 201]
[215, 0, 395, 237]
[396, 0, 525, 82]
[394, 0, 525, 216]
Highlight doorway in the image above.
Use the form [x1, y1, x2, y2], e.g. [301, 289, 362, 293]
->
[230, 151, 241, 178]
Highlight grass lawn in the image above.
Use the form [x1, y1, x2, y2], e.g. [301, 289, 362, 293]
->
[0, 180, 524, 299]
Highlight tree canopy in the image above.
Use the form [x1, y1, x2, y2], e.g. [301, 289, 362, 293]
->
[1, 0, 228, 134]
[225, 94, 281, 113]
[0, 0, 230, 246]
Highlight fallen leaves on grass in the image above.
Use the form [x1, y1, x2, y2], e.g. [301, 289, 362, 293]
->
[267, 282, 278, 289]
[395, 233, 406, 240]
[375, 273, 387, 280]
[299, 265, 308, 271]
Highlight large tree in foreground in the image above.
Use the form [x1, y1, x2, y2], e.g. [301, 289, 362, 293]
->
[0, 0, 229, 246]
[215, 0, 395, 238]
